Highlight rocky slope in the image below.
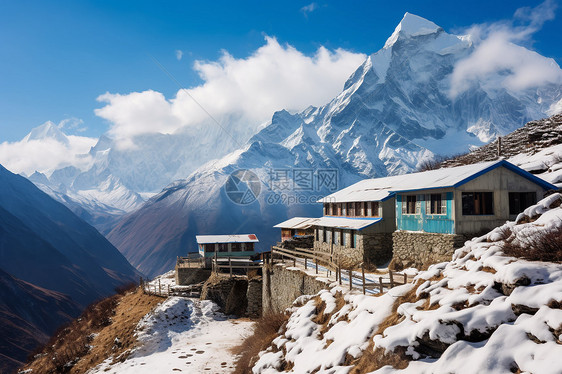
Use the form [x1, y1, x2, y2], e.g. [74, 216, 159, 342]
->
[0, 269, 80, 374]
[441, 113, 562, 169]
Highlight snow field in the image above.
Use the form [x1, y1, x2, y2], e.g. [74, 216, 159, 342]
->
[89, 297, 254, 374]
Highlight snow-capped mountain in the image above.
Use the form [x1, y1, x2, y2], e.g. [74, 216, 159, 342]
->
[26, 13, 561, 236]
[107, 13, 562, 276]
[21, 122, 145, 232]
[0, 164, 140, 305]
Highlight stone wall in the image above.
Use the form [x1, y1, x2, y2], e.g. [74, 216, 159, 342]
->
[175, 267, 212, 286]
[262, 264, 329, 315]
[362, 232, 394, 266]
[200, 273, 263, 317]
[392, 231, 471, 270]
[201, 274, 249, 316]
[246, 277, 263, 318]
[314, 232, 393, 268]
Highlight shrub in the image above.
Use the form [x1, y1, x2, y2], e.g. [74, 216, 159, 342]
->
[502, 227, 562, 262]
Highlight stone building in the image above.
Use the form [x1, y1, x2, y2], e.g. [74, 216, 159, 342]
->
[390, 160, 556, 269]
[273, 217, 318, 242]
[196, 234, 259, 268]
[275, 159, 556, 270]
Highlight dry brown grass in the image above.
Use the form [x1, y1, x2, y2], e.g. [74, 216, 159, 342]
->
[348, 342, 410, 373]
[502, 227, 562, 262]
[231, 312, 289, 374]
[313, 291, 346, 337]
[22, 287, 161, 374]
[481, 266, 497, 274]
[346, 280, 425, 372]
[417, 298, 440, 311]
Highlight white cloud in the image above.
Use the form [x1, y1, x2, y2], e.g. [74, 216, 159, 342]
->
[95, 36, 366, 148]
[0, 121, 96, 176]
[175, 50, 183, 61]
[548, 98, 562, 115]
[450, 0, 562, 97]
[59, 117, 87, 132]
[301, 3, 318, 16]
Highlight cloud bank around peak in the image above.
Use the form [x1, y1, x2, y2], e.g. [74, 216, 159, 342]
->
[95, 37, 366, 147]
[450, 0, 562, 97]
[0, 120, 96, 176]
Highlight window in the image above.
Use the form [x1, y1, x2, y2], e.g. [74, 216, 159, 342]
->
[337, 203, 342, 216]
[462, 192, 494, 215]
[218, 243, 228, 252]
[334, 229, 340, 245]
[352, 232, 357, 248]
[347, 202, 354, 217]
[371, 202, 380, 217]
[204, 244, 215, 253]
[426, 193, 447, 215]
[355, 202, 363, 217]
[509, 192, 536, 215]
[343, 230, 349, 246]
[342, 203, 347, 216]
[322, 227, 326, 243]
[402, 195, 417, 214]
[326, 228, 332, 243]
[231, 243, 242, 252]
[245, 242, 254, 251]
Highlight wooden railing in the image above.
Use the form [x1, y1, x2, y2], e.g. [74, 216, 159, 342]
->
[140, 277, 202, 298]
[269, 246, 410, 295]
[211, 255, 262, 277]
[176, 254, 205, 268]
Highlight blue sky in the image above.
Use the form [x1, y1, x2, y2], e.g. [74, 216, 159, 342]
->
[0, 0, 561, 142]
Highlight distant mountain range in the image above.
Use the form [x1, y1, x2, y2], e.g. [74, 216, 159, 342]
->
[106, 13, 562, 277]
[0, 164, 140, 372]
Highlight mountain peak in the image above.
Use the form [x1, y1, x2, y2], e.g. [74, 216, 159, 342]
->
[384, 12, 441, 49]
[23, 121, 68, 144]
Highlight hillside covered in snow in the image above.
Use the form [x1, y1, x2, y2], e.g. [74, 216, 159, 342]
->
[252, 193, 562, 374]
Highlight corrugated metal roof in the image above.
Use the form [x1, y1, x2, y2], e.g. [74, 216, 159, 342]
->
[196, 234, 259, 244]
[273, 217, 320, 229]
[314, 216, 381, 230]
[318, 160, 557, 203]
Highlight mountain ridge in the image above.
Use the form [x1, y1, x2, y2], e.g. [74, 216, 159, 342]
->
[107, 13, 562, 277]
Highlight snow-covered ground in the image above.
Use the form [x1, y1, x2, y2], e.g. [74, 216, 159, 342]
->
[89, 297, 254, 374]
[253, 193, 562, 373]
[511, 143, 562, 188]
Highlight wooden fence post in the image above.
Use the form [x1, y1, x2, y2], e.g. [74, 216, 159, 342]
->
[158, 279, 161, 295]
[229, 257, 233, 278]
[379, 277, 383, 294]
[361, 266, 366, 295]
[293, 257, 296, 267]
[348, 269, 352, 291]
[338, 267, 342, 285]
[403, 273, 407, 285]
[389, 270, 394, 288]
[335, 266, 338, 282]
[304, 257, 308, 269]
[315, 258, 318, 274]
